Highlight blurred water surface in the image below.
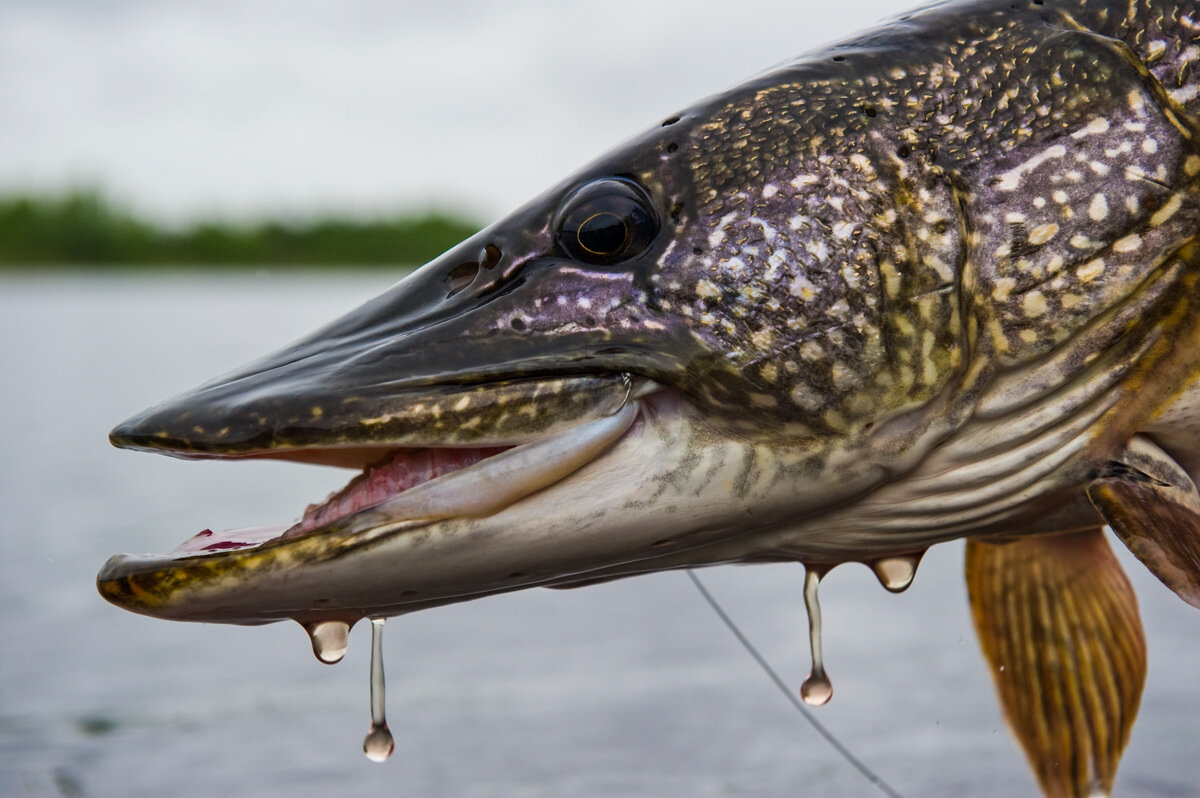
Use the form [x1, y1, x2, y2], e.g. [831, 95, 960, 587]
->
[0, 272, 1197, 797]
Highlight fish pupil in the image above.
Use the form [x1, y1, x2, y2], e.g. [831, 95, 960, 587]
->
[577, 212, 628, 255]
[555, 177, 659, 265]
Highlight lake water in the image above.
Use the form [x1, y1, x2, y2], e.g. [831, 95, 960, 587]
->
[0, 272, 1197, 797]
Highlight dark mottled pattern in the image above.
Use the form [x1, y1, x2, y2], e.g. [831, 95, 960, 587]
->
[631, 0, 1200, 441]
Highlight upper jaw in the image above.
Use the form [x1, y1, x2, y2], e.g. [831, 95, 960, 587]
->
[108, 234, 695, 461]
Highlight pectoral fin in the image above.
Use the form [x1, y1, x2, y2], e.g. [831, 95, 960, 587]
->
[965, 530, 1146, 798]
[1088, 435, 1200, 609]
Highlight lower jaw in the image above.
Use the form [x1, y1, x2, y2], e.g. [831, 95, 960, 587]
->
[98, 401, 644, 623]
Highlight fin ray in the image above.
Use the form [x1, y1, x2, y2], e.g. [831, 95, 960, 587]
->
[965, 530, 1146, 797]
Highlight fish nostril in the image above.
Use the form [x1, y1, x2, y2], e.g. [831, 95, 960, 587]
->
[446, 261, 479, 296]
[481, 243, 502, 269]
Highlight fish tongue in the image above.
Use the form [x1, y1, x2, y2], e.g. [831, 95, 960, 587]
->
[286, 446, 510, 539]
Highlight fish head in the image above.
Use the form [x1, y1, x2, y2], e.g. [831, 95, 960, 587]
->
[99, 61, 974, 626]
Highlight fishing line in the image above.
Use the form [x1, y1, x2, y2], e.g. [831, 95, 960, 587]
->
[686, 570, 904, 798]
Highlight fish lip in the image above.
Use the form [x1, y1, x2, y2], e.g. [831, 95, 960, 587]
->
[108, 372, 648, 460]
[96, 387, 658, 624]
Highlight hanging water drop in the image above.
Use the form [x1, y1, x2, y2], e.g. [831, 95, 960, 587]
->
[800, 668, 833, 706]
[869, 552, 923, 594]
[800, 565, 832, 706]
[304, 620, 350, 664]
[362, 618, 394, 763]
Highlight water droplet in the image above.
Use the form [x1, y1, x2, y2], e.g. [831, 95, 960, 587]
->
[800, 565, 833, 706]
[363, 724, 395, 763]
[362, 617, 394, 763]
[869, 552, 924, 593]
[304, 620, 350, 664]
[801, 668, 833, 706]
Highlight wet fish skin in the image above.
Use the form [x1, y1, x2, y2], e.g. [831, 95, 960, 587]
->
[100, 3, 1200, 793]
[101, 0, 1200, 628]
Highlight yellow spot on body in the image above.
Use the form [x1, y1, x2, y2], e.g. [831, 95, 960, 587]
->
[830, 362, 852, 391]
[1186, 155, 1200, 177]
[1061, 293, 1083, 309]
[1071, 117, 1110, 138]
[1077, 259, 1105, 282]
[1028, 223, 1058, 245]
[992, 277, 1017, 301]
[1150, 194, 1183, 227]
[1088, 194, 1109, 221]
[311, 406, 324, 418]
[790, 383, 819, 410]
[696, 279, 722, 300]
[1022, 291, 1048, 318]
[454, 396, 471, 412]
[760, 363, 779, 383]
[880, 260, 902, 298]
[921, 331, 938, 385]
[1113, 234, 1141, 253]
[789, 275, 817, 301]
[1019, 328, 1039, 344]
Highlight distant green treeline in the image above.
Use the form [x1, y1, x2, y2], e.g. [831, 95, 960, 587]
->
[0, 192, 482, 266]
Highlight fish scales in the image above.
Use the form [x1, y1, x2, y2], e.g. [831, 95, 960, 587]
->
[99, 2, 1200, 795]
[646, 0, 1200, 445]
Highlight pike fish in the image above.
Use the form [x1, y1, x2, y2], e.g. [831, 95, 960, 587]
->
[99, 0, 1200, 794]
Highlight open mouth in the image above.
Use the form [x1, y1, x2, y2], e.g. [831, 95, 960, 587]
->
[98, 375, 656, 624]
[147, 393, 644, 559]
[171, 445, 515, 555]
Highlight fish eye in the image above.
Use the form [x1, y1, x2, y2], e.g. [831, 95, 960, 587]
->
[556, 178, 659, 265]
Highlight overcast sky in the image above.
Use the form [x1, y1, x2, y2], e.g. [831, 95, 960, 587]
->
[0, 0, 900, 225]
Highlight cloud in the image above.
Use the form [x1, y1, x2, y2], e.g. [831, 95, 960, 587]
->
[0, 0, 896, 224]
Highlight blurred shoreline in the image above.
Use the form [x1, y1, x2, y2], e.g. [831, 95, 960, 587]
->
[0, 190, 480, 267]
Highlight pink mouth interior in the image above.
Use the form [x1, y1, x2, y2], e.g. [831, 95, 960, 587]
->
[172, 445, 511, 555]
